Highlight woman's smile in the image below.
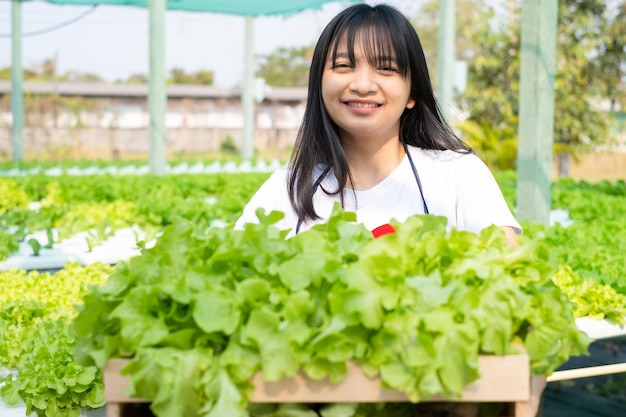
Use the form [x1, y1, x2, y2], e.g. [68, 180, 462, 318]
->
[344, 100, 382, 115]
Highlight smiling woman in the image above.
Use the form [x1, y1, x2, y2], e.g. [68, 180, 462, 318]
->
[235, 3, 520, 246]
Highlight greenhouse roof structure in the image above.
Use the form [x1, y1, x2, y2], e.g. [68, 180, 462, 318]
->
[37, 0, 350, 16]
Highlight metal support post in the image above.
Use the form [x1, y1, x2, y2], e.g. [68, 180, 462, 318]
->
[516, 0, 558, 224]
[148, 0, 167, 175]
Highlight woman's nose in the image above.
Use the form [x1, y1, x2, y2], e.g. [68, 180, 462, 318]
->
[349, 66, 377, 94]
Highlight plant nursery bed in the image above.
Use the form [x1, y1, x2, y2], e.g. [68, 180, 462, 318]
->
[103, 350, 545, 417]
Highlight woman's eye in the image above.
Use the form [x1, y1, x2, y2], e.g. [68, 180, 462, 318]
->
[333, 62, 352, 69]
[378, 66, 398, 73]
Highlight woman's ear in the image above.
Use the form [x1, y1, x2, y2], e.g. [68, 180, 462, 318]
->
[406, 98, 416, 109]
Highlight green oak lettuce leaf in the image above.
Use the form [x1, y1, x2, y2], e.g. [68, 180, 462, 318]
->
[123, 347, 216, 417]
[192, 289, 242, 335]
[273, 228, 344, 291]
[201, 367, 248, 417]
[523, 288, 591, 375]
[243, 307, 311, 381]
[220, 339, 262, 383]
[108, 286, 171, 349]
[307, 205, 372, 263]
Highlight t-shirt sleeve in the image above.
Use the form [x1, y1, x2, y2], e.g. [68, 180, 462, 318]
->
[457, 155, 522, 235]
[233, 170, 294, 231]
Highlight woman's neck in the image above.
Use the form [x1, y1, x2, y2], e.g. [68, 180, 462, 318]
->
[342, 138, 405, 190]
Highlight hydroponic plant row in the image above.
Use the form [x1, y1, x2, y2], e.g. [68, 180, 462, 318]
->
[0, 160, 286, 178]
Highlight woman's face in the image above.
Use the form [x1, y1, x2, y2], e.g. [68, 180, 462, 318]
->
[321, 34, 415, 144]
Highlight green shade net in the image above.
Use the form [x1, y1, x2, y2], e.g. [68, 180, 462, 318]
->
[38, 0, 356, 16]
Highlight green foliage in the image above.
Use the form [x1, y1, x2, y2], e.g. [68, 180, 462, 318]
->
[220, 135, 239, 155]
[552, 1, 612, 152]
[257, 45, 313, 87]
[0, 58, 104, 83]
[459, 32, 519, 133]
[455, 118, 518, 170]
[0, 230, 19, 259]
[168, 67, 214, 85]
[0, 263, 114, 416]
[0, 67, 39, 82]
[119, 73, 148, 84]
[0, 179, 29, 215]
[110, 67, 211, 84]
[71, 206, 589, 417]
[588, 3, 626, 111]
[411, 0, 495, 90]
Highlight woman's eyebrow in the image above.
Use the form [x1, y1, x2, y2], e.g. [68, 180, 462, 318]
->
[332, 51, 397, 62]
[377, 54, 398, 62]
[333, 51, 350, 58]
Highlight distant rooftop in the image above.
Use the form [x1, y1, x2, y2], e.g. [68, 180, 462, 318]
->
[0, 81, 308, 102]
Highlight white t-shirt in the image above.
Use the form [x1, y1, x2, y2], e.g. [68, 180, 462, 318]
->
[235, 146, 521, 237]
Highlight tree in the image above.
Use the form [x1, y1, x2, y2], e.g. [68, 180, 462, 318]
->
[551, 0, 619, 175]
[0, 62, 47, 82]
[189, 69, 214, 85]
[455, 1, 519, 133]
[0, 67, 13, 80]
[0, 58, 104, 83]
[121, 73, 149, 84]
[168, 67, 214, 85]
[588, 2, 626, 112]
[411, 0, 494, 91]
[257, 45, 314, 87]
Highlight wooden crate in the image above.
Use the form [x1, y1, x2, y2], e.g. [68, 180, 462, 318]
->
[104, 351, 545, 417]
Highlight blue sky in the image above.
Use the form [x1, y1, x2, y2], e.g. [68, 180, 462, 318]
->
[0, 0, 421, 88]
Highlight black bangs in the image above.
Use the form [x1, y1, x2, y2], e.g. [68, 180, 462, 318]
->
[327, 8, 411, 79]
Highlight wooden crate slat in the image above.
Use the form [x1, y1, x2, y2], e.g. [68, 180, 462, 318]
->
[104, 350, 531, 404]
[250, 354, 530, 403]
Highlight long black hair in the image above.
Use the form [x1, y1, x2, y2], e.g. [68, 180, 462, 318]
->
[287, 3, 470, 223]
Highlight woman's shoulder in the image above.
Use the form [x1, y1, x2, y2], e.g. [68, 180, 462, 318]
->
[408, 147, 493, 184]
[408, 146, 481, 165]
[257, 168, 289, 187]
[263, 164, 335, 192]
[267, 168, 289, 180]
[245, 169, 290, 202]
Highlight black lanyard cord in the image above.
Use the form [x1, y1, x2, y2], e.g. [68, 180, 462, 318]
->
[295, 165, 332, 235]
[403, 142, 430, 214]
[295, 144, 429, 234]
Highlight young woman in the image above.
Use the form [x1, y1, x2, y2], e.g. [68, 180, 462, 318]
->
[235, 3, 520, 245]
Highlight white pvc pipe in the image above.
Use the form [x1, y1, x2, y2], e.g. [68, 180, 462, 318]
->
[547, 363, 626, 382]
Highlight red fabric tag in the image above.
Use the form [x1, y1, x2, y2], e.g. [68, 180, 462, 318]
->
[371, 223, 396, 238]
